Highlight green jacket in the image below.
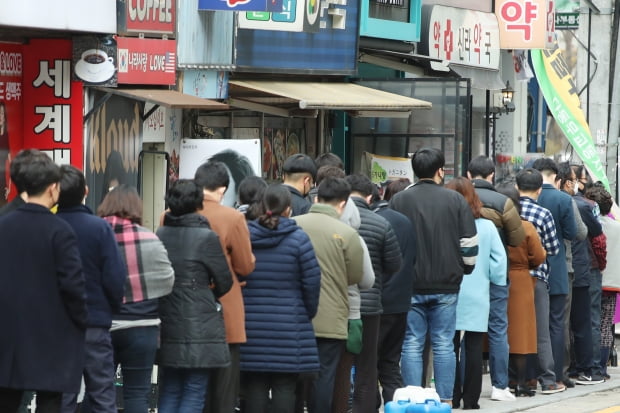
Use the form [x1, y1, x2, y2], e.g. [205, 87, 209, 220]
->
[295, 203, 364, 340]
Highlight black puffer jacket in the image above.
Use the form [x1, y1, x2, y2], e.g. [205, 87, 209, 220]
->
[352, 197, 402, 315]
[156, 213, 233, 368]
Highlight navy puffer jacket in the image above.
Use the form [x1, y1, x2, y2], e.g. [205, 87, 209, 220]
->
[240, 217, 321, 373]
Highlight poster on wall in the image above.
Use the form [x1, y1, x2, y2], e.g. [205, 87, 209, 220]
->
[262, 128, 304, 180]
[23, 38, 83, 168]
[0, 42, 23, 206]
[179, 138, 261, 207]
[362, 152, 413, 184]
[85, 91, 142, 211]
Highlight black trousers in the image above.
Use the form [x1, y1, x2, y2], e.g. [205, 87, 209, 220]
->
[242, 372, 298, 413]
[307, 338, 344, 413]
[570, 286, 594, 374]
[0, 388, 62, 413]
[353, 314, 380, 413]
[377, 313, 407, 407]
[203, 344, 240, 413]
[453, 331, 484, 409]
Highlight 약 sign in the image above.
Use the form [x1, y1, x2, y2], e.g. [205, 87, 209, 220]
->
[495, 0, 555, 49]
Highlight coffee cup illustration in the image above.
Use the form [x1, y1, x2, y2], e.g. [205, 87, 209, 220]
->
[75, 48, 116, 83]
[81, 49, 113, 71]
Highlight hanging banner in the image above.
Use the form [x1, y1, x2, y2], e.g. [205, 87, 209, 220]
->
[531, 45, 609, 190]
[363, 152, 413, 184]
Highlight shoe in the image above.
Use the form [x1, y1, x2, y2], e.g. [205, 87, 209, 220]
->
[540, 382, 566, 394]
[604, 373, 611, 380]
[491, 386, 516, 401]
[515, 385, 536, 397]
[526, 378, 538, 391]
[562, 378, 575, 388]
[575, 374, 605, 385]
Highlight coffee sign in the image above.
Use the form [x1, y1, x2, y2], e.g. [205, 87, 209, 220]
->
[116, 37, 176, 85]
[117, 0, 176, 37]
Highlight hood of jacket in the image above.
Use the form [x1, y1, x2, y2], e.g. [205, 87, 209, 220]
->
[249, 217, 300, 249]
[163, 212, 210, 228]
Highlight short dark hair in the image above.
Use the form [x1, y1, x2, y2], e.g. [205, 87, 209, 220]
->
[10, 149, 44, 193]
[556, 161, 574, 190]
[467, 156, 495, 179]
[411, 148, 444, 179]
[166, 179, 203, 217]
[586, 184, 613, 216]
[315, 153, 344, 170]
[58, 165, 86, 209]
[317, 177, 351, 205]
[316, 165, 345, 185]
[283, 153, 317, 182]
[18, 151, 61, 197]
[258, 184, 291, 230]
[384, 178, 411, 201]
[496, 182, 521, 215]
[516, 168, 543, 192]
[209, 149, 254, 188]
[345, 173, 375, 197]
[97, 184, 143, 225]
[532, 157, 559, 175]
[194, 160, 230, 191]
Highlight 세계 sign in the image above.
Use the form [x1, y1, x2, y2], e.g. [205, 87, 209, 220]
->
[422, 5, 500, 70]
[117, 0, 176, 37]
[116, 37, 176, 85]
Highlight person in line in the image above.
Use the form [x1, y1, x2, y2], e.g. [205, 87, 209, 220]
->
[345, 173, 402, 413]
[0, 147, 33, 216]
[294, 177, 364, 413]
[556, 163, 605, 385]
[467, 155, 524, 402]
[98, 185, 175, 413]
[372, 179, 417, 408]
[236, 176, 268, 221]
[209, 149, 256, 208]
[0, 150, 88, 412]
[516, 168, 565, 394]
[586, 184, 620, 379]
[282, 153, 317, 216]
[57, 165, 127, 413]
[156, 179, 233, 412]
[194, 160, 256, 413]
[531, 158, 577, 388]
[308, 152, 345, 203]
[240, 184, 321, 413]
[445, 177, 507, 409]
[390, 148, 478, 406]
[496, 183, 546, 397]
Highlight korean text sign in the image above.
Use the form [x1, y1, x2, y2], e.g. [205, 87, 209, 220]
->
[496, 0, 555, 49]
[423, 5, 500, 69]
[23, 39, 83, 168]
[116, 37, 176, 85]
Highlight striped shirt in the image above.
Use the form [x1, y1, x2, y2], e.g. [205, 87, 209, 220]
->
[519, 196, 560, 283]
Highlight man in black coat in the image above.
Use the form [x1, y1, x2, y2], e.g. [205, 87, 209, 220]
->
[0, 150, 87, 412]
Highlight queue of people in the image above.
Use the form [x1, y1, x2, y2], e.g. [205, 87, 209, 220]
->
[0, 148, 618, 413]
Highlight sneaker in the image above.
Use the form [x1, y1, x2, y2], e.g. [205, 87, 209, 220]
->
[575, 374, 605, 385]
[540, 382, 566, 394]
[491, 386, 517, 401]
[562, 378, 575, 388]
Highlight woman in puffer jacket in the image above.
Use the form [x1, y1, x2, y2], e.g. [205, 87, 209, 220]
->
[240, 183, 321, 413]
[156, 179, 233, 412]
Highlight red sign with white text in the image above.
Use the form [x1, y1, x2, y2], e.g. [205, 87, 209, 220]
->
[0, 42, 23, 204]
[116, 37, 176, 85]
[123, 0, 176, 35]
[22, 39, 84, 169]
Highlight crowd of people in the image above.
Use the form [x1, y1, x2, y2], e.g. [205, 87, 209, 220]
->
[0, 147, 618, 413]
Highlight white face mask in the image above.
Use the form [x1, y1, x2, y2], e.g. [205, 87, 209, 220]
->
[573, 181, 579, 195]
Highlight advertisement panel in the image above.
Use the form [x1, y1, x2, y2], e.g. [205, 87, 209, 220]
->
[22, 39, 83, 169]
[117, 37, 176, 85]
[363, 152, 413, 185]
[420, 5, 500, 69]
[182, 70, 228, 99]
[198, 0, 282, 12]
[73, 35, 118, 87]
[495, 0, 555, 49]
[0, 43, 23, 205]
[236, 0, 358, 74]
[117, 0, 176, 36]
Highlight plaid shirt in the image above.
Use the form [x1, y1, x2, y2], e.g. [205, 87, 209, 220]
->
[520, 196, 560, 283]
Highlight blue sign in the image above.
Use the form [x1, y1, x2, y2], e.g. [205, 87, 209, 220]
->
[235, 0, 358, 74]
[198, 0, 282, 12]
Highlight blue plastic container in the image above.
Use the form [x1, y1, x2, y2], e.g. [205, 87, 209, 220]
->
[385, 399, 451, 413]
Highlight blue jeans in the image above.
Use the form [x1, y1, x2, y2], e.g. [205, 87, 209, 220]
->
[158, 367, 209, 413]
[111, 326, 159, 413]
[488, 283, 509, 389]
[590, 269, 603, 374]
[401, 293, 458, 400]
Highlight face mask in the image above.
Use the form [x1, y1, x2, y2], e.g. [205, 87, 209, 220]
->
[573, 182, 579, 195]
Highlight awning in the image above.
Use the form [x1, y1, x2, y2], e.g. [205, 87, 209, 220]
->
[228, 80, 432, 118]
[94, 87, 229, 110]
[449, 65, 506, 91]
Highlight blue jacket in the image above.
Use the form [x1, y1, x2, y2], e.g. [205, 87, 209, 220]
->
[456, 218, 507, 332]
[571, 194, 602, 288]
[57, 204, 126, 328]
[537, 183, 576, 294]
[240, 217, 321, 373]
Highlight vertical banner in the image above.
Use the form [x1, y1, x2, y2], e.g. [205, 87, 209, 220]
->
[531, 46, 610, 190]
[23, 39, 83, 169]
[0, 43, 23, 205]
